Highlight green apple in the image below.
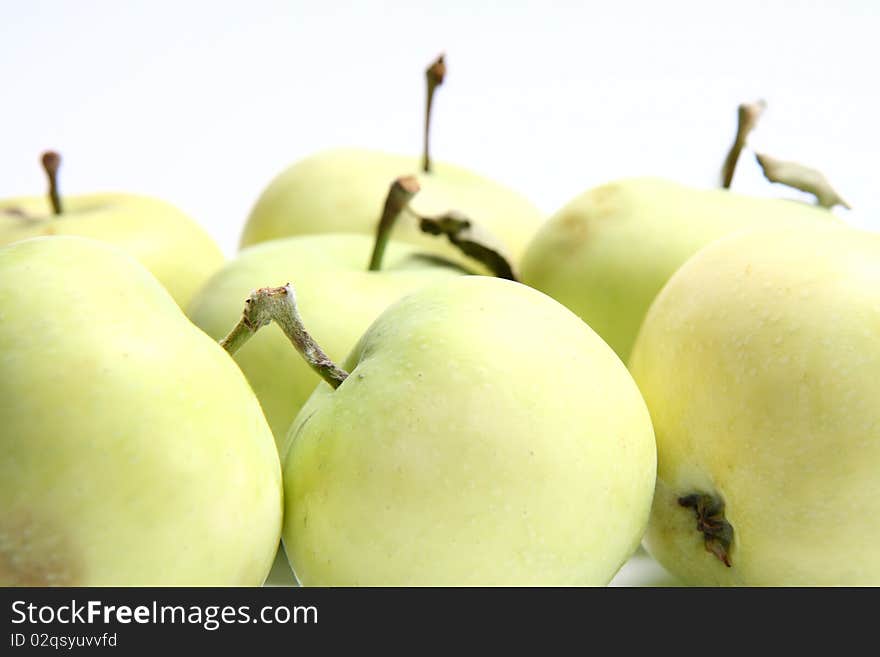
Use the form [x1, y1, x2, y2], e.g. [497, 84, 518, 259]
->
[238, 57, 543, 267]
[231, 277, 656, 585]
[0, 236, 281, 586]
[188, 232, 464, 450]
[520, 177, 839, 362]
[629, 224, 880, 585]
[240, 148, 543, 266]
[0, 152, 224, 307]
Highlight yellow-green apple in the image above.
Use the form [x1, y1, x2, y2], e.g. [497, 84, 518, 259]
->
[0, 152, 224, 307]
[238, 56, 543, 267]
[0, 236, 281, 586]
[629, 224, 880, 585]
[520, 177, 839, 362]
[226, 277, 657, 585]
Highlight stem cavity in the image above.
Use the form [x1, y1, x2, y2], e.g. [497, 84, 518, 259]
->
[415, 211, 518, 281]
[755, 153, 850, 209]
[422, 54, 446, 174]
[220, 284, 349, 390]
[368, 176, 421, 272]
[720, 99, 766, 189]
[41, 151, 63, 215]
[678, 493, 734, 567]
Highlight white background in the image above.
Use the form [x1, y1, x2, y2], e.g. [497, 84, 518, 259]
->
[3, 1, 878, 585]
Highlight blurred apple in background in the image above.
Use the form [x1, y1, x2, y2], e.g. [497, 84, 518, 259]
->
[520, 101, 844, 363]
[238, 56, 544, 268]
[0, 152, 224, 308]
[520, 177, 839, 362]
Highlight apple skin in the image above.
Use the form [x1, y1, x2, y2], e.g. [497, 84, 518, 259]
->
[628, 224, 880, 585]
[0, 192, 225, 308]
[187, 232, 465, 450]
[0, 236, 282, 586]
[238, 148, 544, 268]
[519, 177, 840, 362]
[282, 276, 657, 586]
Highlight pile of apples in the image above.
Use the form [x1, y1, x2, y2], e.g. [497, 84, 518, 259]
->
[1, 56, 876, 587]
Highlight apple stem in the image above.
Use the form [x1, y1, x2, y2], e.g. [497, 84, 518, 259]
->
[422, 54, 446, 174]
[720, 100, 766, 189]
[414, 210, 518, 280]
[41, 151, 63, 215]
[367, 176, 421, 272]
[219, 284, 349, 390]
[678, 493, 734, 567]
[755, 152, 850, 209]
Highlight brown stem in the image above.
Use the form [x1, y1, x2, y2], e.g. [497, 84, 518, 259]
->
[720, 100, 766, 189]
[422, 54, 446, 174]
[219, 284, 348, 389]
[367, 176, 421, 272]
[755, 153, 850, 209]
[415, 210, 518, 281]
[41, 151, 63, 215]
